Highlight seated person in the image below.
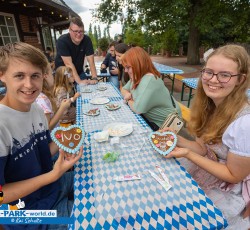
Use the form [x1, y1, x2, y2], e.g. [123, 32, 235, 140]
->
[114, 43, 130, 88]
[101, 41, 119, 88]
[120, 46, 181, 131]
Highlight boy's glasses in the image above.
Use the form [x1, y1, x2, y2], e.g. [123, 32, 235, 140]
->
[201, 69, 239, 83]
[70, 28, 84, 35]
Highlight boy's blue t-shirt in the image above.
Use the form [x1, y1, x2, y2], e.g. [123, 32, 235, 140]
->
[0, 103, 59, 210]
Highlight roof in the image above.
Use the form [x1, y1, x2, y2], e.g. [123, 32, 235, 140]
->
[1, 0, 79, 30]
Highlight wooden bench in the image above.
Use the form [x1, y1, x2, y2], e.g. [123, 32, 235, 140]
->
[178, 102, 190, 123]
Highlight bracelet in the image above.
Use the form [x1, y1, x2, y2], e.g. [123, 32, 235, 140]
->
[91, 77, 98, 80]
[70, 97, 74, 103]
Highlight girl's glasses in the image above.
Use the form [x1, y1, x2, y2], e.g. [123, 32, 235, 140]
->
[201, 68, 239, 83]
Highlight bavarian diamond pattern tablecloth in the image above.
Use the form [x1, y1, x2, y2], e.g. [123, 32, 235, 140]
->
[71, 82, 227, 230]
[153, 62, 184, 74]
[182, 78, 199, 89]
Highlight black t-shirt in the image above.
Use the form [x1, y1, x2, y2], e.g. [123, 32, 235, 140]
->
[55, 33, 94, 74]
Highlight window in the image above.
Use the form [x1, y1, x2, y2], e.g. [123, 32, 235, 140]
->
[0, 13, 19, 46]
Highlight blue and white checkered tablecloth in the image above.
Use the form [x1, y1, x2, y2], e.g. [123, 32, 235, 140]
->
[153, 62, 184, 74]
[182, 78, 199, 89]
[71, 82, 227, 230]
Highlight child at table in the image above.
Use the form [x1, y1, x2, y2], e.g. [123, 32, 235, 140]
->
[54, 66, 77, 127]
[163, 44, 250, 229]
[0, 42, 82, 229]
[36, 63, 74, 130]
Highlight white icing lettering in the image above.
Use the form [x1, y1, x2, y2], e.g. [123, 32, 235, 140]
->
[61, 133, 81, 142]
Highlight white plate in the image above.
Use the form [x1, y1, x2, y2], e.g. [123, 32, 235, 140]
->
[103, 122, 133, 137]
[90, 97, 110, 105]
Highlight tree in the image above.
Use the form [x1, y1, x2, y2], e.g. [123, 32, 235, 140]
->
[98, 37, 109, 53]
[88, 23, 97, 50]
[93, 25, 98, 43]
[94, 0, 250, 64]
[98, 25, 102, 39]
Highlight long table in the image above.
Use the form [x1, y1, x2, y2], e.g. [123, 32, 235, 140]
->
[88, 61, 183, 86]
[153, 62, 184, 95]
[70, 82, 228, 229]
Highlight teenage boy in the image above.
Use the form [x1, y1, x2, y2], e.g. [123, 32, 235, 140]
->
[0, 42, 82, 229]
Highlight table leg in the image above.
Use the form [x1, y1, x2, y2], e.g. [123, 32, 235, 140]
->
[187, 88, 193, 108]
[171, 74, 175, 95]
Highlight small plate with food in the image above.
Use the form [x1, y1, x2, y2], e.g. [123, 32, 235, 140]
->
[105, 103, 121, 111]
[83, 108, 100, 116]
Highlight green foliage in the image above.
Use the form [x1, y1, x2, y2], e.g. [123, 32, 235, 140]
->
[88, 23, 97, 50]
[161, 28, 179, 53]
[94, 0, 250, 64]
[98, 37, 109, 51]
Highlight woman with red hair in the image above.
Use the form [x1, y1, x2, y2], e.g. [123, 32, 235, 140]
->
[121, 46, 181, 130]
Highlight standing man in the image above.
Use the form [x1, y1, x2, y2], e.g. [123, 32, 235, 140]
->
[55, 17, 98, 84]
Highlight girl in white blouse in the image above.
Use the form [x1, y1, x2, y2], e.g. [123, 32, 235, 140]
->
[164, 44, 250, 229]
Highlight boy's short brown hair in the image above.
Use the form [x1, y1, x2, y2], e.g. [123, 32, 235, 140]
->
[0, 42, 48, 74]
[69, 17, 84, 29]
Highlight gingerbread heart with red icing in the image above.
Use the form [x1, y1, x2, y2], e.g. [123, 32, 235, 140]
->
[51, 125, 85, 154]
[149, 131, 177, 156]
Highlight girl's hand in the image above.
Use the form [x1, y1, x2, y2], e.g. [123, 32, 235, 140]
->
[60, 99, 71, 110]
[159, 127, 176, 134]
[53, 147, 83, 177]
[124, 92, 132, 102]
[164, 147, 190, 159]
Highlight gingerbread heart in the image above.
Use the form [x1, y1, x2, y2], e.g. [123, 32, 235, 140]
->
[149, 131, 177, 156]
[51, 125, 85, 154]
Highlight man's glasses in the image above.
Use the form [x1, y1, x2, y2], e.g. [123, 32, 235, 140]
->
[70, 28, 84, 35]
[201, 68, 239, 83]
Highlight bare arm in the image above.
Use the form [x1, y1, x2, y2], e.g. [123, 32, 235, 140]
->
[121, 88, 132, 101]
[177, 136, 207, 156]
[2, 148, 82, 203]
[86, 55, 97, 79]
[49, 142, 59, 156]
[48, 99, 72, 130]
[61, 56, 81, 84]
[166, 148, 250, 184]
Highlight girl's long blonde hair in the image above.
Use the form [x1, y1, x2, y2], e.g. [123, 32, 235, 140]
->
[188, 44, 250, 144]
[53, 66, 73, 95]
[42, 64, 57, 112]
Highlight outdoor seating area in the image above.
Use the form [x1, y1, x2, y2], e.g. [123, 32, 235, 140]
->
[0, 0, 250, 227]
